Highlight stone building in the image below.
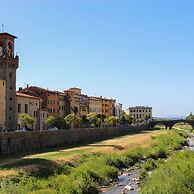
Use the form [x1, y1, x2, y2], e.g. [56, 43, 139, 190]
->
[0, 79, 6, 130]
[128, 106, 152, 120]
[0, 32, 19, 131]
[89, 96, 102, 115]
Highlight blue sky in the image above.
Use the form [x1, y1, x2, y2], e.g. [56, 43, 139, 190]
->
[1, 0, 194, 117]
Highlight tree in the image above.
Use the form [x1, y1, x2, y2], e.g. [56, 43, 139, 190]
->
[54, 117, 66, 129]
[124, 114, 134, 124]
[65, 113, 81, 129]
[19, 113, 35, 129]
[104, 116, 118, 127]
[46, 116, 56, 128]
[87, 113, 101, 127]
[186, 112, 194, 120]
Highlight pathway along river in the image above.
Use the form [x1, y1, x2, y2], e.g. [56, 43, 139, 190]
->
[100, 132, 194, 194]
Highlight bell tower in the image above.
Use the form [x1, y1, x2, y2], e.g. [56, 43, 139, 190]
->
[0, 33, 19, 131]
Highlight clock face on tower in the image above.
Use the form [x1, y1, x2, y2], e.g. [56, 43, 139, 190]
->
[0, 46, 3, 56]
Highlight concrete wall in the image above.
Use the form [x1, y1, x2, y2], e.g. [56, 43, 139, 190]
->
[0, 125, 149, 155]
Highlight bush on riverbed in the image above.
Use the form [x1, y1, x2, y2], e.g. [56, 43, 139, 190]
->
[140, 151, 194, 194]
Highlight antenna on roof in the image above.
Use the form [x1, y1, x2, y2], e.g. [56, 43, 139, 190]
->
[1, 24, 4, 32]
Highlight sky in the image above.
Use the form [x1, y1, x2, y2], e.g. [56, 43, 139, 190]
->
[0, 0, 194, 117]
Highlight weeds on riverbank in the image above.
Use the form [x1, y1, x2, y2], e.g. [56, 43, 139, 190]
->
[140, 150, 194, 194]
[0, 130, 189, 194]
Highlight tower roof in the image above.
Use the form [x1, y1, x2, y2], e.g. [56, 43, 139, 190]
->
[0, 32, 17, 40]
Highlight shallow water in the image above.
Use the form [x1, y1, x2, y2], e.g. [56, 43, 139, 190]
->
[100, 132, 194, 194]
[188, 135, 194, 151]
[99, 168, 140, 194]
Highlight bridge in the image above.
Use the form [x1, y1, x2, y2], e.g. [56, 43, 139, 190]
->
[149, 119, 194, 129]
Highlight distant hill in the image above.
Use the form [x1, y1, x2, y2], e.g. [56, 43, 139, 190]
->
[154, 115, 185, 121]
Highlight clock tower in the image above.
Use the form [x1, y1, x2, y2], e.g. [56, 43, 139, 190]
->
[0, 32, 19, 131]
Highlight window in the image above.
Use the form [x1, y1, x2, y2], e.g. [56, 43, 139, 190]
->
[25, 104, 28, 113]
[9, 73, 12, 78]
[18, 104, 21, 113]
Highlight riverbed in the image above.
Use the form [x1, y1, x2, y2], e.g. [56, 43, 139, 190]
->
[100, 132, 194, 194]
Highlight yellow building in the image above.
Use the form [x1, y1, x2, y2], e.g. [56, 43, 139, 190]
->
[0, 79, 6, 130]
[89, 96, 102, 115]
[128, 106, 152, 120]
[102, 98, 115, 118]
[16, 92, 48, 130]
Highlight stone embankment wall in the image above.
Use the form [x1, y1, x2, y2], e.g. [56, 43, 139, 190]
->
[0, 125, 150, 155]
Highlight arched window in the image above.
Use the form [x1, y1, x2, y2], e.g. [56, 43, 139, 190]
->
[7, 42, 13, 56]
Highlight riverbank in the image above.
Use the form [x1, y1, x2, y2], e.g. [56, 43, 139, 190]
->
[140, 132, 194, 194]
[0, 129, 188, 194]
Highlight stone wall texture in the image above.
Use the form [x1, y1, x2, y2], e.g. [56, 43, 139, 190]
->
[0, 125, 150, 155]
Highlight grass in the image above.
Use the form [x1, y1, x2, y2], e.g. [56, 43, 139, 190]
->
[0, 129, 189, 194]
[140, 151, 194, 194]
[0, 129, 164, 173]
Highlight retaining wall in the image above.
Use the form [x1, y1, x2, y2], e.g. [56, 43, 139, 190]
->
[0, 125, 150, 155]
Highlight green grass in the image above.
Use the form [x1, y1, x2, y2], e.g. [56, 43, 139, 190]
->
[0, 129, 189, 194]
[140, 151, 194, 194]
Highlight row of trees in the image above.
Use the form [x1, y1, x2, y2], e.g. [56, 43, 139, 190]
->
[45, 113, 135, 129]
[18, 112, 150, 130]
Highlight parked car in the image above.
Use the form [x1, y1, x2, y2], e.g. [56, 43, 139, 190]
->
[48, 127, 59, 131]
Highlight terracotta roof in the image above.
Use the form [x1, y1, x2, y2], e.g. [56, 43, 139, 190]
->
[128, 106, 152, 109]
[0, 32, 17, 39]
[16, 92, 39, 99]
[89, 96, 102, 100]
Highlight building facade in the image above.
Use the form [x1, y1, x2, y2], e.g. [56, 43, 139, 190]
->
[16, 92, 39, 130]
[101, 98, 115, 118]
[114, 102, 123, 120]
[17, 86, 66, 118]
[0, 79, 6, 130]
[0, 33, 19, 131]
[65, 88, 81, 116]
[40, 108, 48, 130]
[47, 90, 60, 118]
[16, 92, 48, 130]
[89, 96, 102, 115]
[128, 106, 152, 120]
[59, 92, 66, 117]
[80, 94, 89, 120]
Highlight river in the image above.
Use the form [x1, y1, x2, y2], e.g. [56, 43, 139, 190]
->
[100, 132, 194, 194]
